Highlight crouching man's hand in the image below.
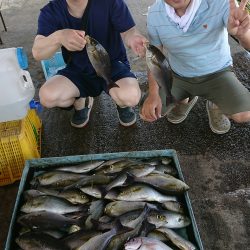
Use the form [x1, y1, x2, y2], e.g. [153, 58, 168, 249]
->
[121, 27, 148, 57]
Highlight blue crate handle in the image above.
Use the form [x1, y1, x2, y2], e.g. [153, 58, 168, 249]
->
[16, 47, 28, 70]
[29, 100, 42, 113]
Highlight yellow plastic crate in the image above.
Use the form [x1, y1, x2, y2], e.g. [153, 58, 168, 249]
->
[0, 110, 42, 186]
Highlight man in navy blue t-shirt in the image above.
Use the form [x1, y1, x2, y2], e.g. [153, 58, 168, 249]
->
[32, 0, 147, 128]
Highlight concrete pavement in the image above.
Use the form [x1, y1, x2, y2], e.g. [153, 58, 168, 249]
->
[0, 0, 249, 249]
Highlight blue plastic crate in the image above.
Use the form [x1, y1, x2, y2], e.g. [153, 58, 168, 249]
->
[41, 51, 66, 80]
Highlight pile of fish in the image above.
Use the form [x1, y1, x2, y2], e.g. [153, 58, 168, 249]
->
[15, 157, 197, 250]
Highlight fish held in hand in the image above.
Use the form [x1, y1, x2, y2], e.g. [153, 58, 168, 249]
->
[144, 42, 175, 114]
[85, 35, 119, 91]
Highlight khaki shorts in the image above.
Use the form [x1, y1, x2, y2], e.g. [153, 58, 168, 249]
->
[171, 67, 250, 115]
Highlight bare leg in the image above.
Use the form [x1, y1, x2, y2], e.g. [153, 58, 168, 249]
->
[109, 77, 141, 107]
[230, 111, 250, 123]
[39, 75, 80, 108]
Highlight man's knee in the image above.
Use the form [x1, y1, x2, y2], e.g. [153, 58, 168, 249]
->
[123, 86, 141, 107]
[231, 111, 250, 123]
[110, 79, 141, 107]
[39, 85, 58, 108]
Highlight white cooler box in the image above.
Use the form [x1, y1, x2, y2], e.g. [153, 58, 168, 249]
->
[0, 47, 35, 122]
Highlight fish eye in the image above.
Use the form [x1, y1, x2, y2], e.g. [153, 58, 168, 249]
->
[178, 218, 183, 222]
[110, 165, 113, 169]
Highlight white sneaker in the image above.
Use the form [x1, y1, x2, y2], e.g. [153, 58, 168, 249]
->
[206, 100, 231, 134]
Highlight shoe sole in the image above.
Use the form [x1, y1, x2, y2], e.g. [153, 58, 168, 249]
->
[206, 102, 230, 134]
[116, 109, 137, 127]
[71, 99, 93, 128]
[167, 96, 198, 124]
[118, 116, 137, 127]
[70, 109, 90, 128]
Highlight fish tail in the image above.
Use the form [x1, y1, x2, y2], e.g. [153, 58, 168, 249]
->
[99, 186, 109, 198]
[90, 218, 113, 231]
[124, 172, 136, 185]
[113, 219, 132, 235]
[75, 213, 89, 227]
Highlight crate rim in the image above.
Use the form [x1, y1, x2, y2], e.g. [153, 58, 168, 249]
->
[5, 149, 204, 250]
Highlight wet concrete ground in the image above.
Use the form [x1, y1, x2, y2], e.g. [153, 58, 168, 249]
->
[0, 0, 250, 249]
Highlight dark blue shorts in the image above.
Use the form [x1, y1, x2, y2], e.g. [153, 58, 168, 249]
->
[57, 61, 136, 97]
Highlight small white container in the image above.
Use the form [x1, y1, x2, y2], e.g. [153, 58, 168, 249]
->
[0, 48, 35, 122]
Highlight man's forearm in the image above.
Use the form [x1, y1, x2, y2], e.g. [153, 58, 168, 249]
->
[121, 26, 138, 47]
[32, 31, 62, 61]
[235, 30, 250, 50]
[148, 71, 159, 96]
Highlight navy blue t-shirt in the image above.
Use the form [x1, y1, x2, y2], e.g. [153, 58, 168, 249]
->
[37, 0, 135, 74]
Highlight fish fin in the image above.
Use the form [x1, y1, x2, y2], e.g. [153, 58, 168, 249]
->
[67, 205, 90, 219]
[29, 178, 39, 188]
[90, 218, 113, 231]
[138, 219, 156, 237]
[61, 182, 80, 192]
[75, 214, 89, 227]
[124, 172, 137, 185]
[113, 219, 133, 235]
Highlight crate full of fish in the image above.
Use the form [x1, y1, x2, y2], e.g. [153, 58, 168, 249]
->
[5, 150, 204, 250]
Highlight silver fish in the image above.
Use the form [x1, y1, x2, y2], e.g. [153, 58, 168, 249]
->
[161, 201, 185, 214]
[145, 42, 174, 106]
[127, 164, 156, 177]
[55, 160, 105, 173]
[16, 231, 69, 250]
[17, 211, 84, 232]
[36, 187, 89, 204]
[23, 189, 45, 200]
[112, 184, 177, 203]
[148, 210, 191, 229]
[145, 43, 175, 115]
[125, 237, 173, 250]
[62, 230, 102, 250]
[96, 158, 128, 169]
[153, 165, 178, 177]
[32, 171, 84, 187]
[127, 172, 189, 194]
[85, 200, 105, 230]
[20, 195, 87, 214]
[77, 220, 130, 250]
[85, 35, 118, 90]
[96, 159, 138, 175]
[147, 230, 168, 242]
[105, 201, 157, 217]
[80, 186, 103, 199]
[157, 227, 197, 250]
[63, 174, 113, 191]
[106, 207, 153, 250]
